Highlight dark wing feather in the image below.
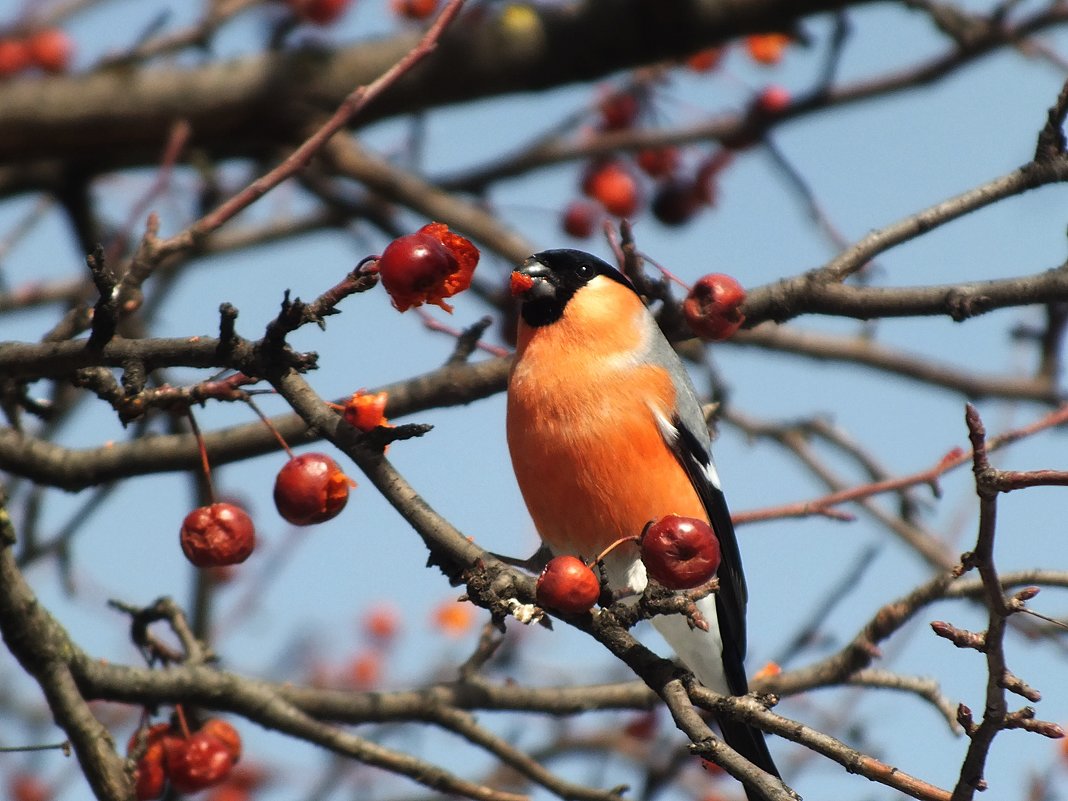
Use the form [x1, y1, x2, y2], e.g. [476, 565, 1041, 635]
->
[670, 418, 749, 696]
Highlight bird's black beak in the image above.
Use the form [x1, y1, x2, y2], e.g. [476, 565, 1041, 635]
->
[510, 258, 556, 302]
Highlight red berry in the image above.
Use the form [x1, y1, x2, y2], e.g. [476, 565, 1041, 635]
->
[753, 85, 791, 115]
[685, 47, 724, 73]
[598, 90, 640, 131]
[10, 774, 50, 801]
[128, 723, 174, 801]
[583, 161, 640, 218]
[636, 147, 680, 179]
[274, 453, 353, 526]
[346, 651, 381, 689]
[289, 0, 352, 24]
[682, 273, 746, 340]
[536, 556, 600, 614]
[639, 515, 721, 590]
[362, 603, 401, 643]
[0, 39, 30, 78]
[199, 719, 242, 764]
[133, 756, 166, 800]
[165, 732, 235, 793]
[27, 29, 72, 74]
[651, 178, 699, 227]
[377, 223, 479, 313]
[392, 0, 438, 19]
[561, 200, 599, 239]
[180, 503, 255, 567]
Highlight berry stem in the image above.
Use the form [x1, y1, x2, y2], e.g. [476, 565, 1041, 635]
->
[244, 396, 295, 458]
[593, 535, 640, 565]
[174, 704, 192, 740]
[639, 251, 691, 291]
[186, 409, 216, 504]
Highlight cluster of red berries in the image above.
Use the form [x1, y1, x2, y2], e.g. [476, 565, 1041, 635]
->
[129, 718, 242, 800]
[534, 514, 722, 614]
[560, 30, 798, 237]
[0, 29, 72, 78]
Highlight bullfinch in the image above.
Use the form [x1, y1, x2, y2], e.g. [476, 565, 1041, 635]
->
[506, 249, 780, 800]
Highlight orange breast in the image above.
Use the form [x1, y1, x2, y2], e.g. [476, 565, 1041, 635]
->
[507, 281, 707, 558]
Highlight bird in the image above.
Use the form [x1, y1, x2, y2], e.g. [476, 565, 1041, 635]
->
[506, 248, 780, 801]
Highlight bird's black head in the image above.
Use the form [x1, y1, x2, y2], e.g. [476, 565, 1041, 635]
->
[510, 249, 635, 327]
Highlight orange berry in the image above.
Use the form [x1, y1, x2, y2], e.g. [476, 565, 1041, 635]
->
[745, 33, 790, 65]
[342, 390, 389, 431]
[432, 599, 477, 636]
[752, 661, 782, 682]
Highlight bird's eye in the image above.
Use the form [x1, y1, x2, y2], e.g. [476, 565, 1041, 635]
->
[575, 262, 596, 281]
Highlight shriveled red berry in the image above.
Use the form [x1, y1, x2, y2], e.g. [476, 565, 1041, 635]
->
[682, 273, 746, 340]
[165, 732, 235, 793]
[377, 223, 478, 312]
[639, 515, 721, 590]
[652, 178, 700, 227]
[289, 0, 352, 24]
[561, 200, 599, 239]
[180, 503, 255, 567]
[199, 719, 242, 764]
[536, 556, 600, 614]
[392, 0, 438, 20]
[26, 29, 72, 74]
[274, 453, 354, 526]
[582, 161, 640, 218]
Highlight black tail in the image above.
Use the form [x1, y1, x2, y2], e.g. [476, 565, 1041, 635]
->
[718, 716, 781, 801]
